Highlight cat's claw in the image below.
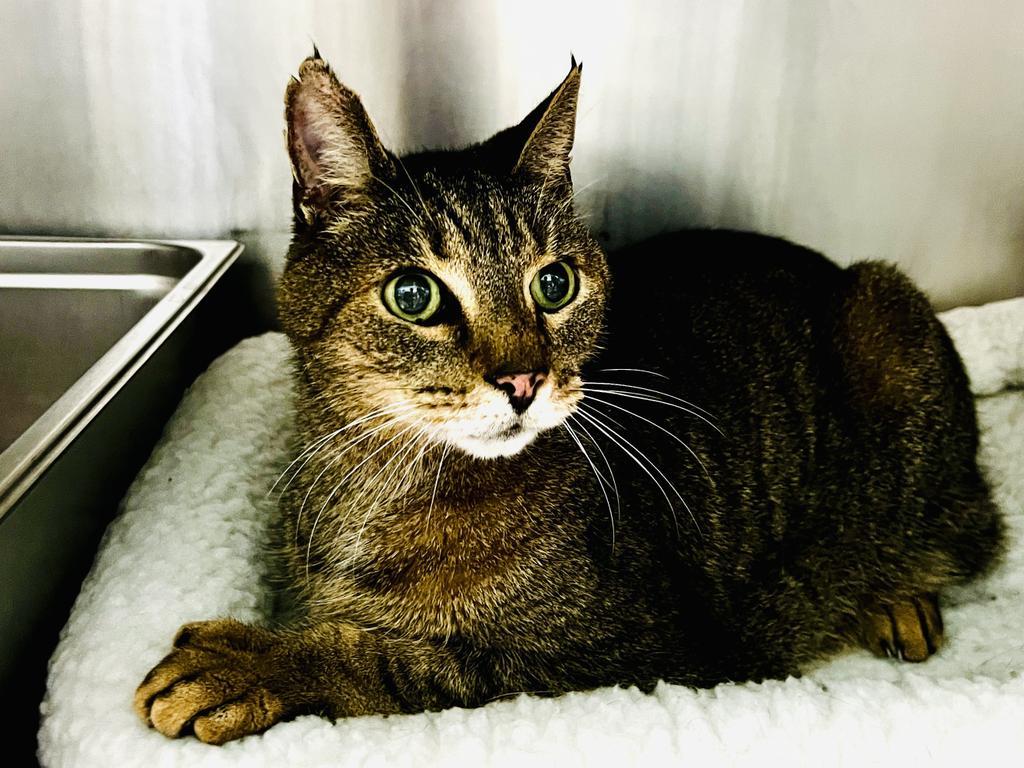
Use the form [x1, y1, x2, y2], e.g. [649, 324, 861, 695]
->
[858, 594, 943, 663]
[134, 619, 290, 745]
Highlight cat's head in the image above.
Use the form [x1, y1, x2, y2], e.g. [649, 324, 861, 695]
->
[279, 52, 608, 459]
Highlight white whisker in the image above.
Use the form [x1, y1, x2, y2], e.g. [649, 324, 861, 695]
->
[576, 405, 701, 536]
[405, 426, 438, 493]
[427, 441, 452, 524]
[366, 424, 435, 514]
[272, 402, 417, 498]
[302, 420, 421, 576]
[372, 174, 429, 230]
[579, 394, 713, 483]
[569, 415, 621, 522]
[578, 386, 723, 436]
[581, 380, 718, 421]
[574, 407, 677, 523]
[267, 427, 343, 497]
[393, 154, 436, 230]
[564, 420, 616, 549]
[346, 425, 431, 562]
[598, 367, 670, 380]
[294, 412, 412, 546]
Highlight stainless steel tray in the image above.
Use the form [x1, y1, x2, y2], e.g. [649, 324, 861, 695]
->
[0, 237, 244, 759]
[0, 239, 240, 517]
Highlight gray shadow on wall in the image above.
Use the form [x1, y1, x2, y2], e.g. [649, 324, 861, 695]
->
[581, 156, 760, 252]
[394, 1, 501, 151]
[0, 1, 96, 235]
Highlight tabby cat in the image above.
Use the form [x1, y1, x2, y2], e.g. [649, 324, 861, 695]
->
[135, 52, 1004, 744]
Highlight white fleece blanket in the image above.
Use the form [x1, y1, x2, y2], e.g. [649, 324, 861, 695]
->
[38, 297, 1024, 767]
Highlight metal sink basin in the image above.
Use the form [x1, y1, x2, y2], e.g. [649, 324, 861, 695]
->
[0, 239, 238, 515]
[0, 237, 244, 759]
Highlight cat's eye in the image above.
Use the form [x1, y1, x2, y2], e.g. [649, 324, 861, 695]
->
[530, 261, 577, 312]
[383, 271, 442, 323]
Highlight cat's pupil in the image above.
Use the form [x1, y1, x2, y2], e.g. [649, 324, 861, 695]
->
[538, 264, 569, 303]
[394, 274, 432, 315]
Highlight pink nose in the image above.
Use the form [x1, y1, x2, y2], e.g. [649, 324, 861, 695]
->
[492, 371, 547, 414]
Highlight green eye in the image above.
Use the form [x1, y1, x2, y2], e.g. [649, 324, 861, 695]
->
[530, 261, 577, 312]
[383, 271, 442, 323]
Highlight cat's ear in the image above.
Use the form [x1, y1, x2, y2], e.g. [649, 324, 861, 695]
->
[511, 58, 583, 186]
[285, 52, 394, 220]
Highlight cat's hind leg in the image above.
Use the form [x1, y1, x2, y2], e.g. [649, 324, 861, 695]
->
[857, 593, 943, 662]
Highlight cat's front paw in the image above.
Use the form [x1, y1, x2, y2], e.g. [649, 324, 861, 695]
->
[135, 619, 299, 745]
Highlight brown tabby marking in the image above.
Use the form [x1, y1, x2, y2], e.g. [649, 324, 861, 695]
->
[134, 52, 1003, 745]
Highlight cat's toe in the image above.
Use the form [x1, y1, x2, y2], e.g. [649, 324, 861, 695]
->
[135, 620, 289, 743]
[887, 601, 932, 661]
[135, 647, 255, 739]
[858, 594, 943, 662]
[913, 593, 944, 650]
[859, 606, 897, 658]
[192, 689, 285, 745]
[134, 646, 211, 729]
[149, 675, 249, 738]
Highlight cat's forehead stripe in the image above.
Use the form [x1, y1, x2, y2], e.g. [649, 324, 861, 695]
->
[435, 205, 478, 260]
[427, 189, 540, 268]
[485, 193, 517, 247]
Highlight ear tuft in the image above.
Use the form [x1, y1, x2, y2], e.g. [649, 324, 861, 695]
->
[285, 54, 393, 222]
[513, 61, 583, 186]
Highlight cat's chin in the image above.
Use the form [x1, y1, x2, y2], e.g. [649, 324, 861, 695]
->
[453, 429, 539, 459]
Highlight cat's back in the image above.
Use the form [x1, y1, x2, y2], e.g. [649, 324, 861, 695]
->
[605, 229, 844, 331]
[600, 230, 852, 396]
[594, 230, 1000, 669]
[599, 227, 974, 433]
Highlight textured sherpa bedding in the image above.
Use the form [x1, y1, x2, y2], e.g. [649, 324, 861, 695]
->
[39, 297, 1024, 767]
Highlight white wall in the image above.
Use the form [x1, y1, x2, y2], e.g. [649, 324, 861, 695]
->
[2, 0, 1023, 308]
